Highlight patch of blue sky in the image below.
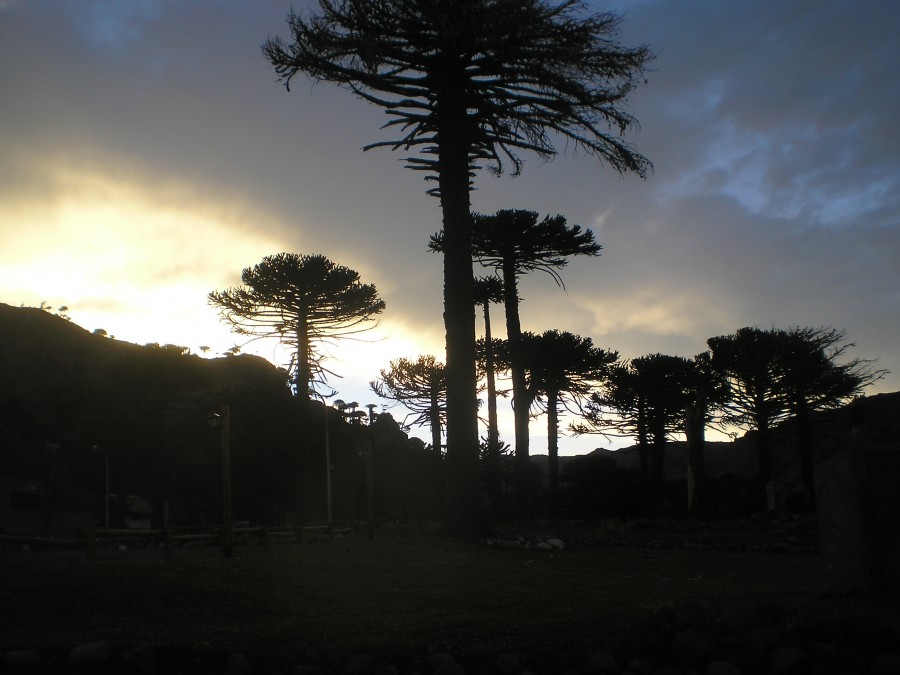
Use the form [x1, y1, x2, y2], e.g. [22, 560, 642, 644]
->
[810, 176, 898, 228]
[70, 0, 162, 52]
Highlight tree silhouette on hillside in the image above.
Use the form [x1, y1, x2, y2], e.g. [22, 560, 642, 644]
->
[265, 0, 652, 533]
[574, 353, 708, 513]
[371, 355, 447, 457]
[709, 326, 885, 510]
[209, 253, 385, 402]
[521, 330, 617, 516]
[708, 327, 797, 511]
[433, 209, 602, 502]
[473, 276, 506, 459]
[779, 326, 884, 504]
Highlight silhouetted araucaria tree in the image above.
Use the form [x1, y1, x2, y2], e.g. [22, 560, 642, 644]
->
[209, 253, 385, 402]
[473, 276, 506, 459]
[371, 355, 447, 458]
[265, 0, 652, 533]
[432, 209, 603, 500]
[779, 326, 884, 505]
[573, 353, 710, 514]
[521, 330, 617, 516]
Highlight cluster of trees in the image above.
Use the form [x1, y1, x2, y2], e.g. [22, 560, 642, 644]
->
[261, 0, 653, 533]
[576, 328, 882, 514]
[208, 0, 890, 531]
[372, 317, 882, 519]
[207, 237, 882, 526]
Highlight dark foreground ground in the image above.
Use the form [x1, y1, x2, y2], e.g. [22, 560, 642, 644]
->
[1, 518, 898, 674]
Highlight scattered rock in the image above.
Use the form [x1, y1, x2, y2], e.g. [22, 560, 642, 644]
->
[433, 657, 466, 675]
[627, 656, 653, 675]
[374, 665, 400, 675]
[769, 646, 806, 675]
[803, 641, 837, 666]
[122, 645, 159, 675]
[672, 629, 718, 668]
[705, 659, 741, 675]
[67, 641, 112, 671]
[653, 666, 684, 675]
[740, 626, 783, 667]
[583, 650, 618, 673]
[2, 648, 43, 672]
[293, 665, 326, 675]
[494, 652, 523, 674]
[342, 653, 376, 674]
[292, 665, 326, 675]
[227, 651, 252, 674]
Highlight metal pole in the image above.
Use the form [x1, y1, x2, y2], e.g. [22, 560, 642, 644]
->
[365, 405, 377, 538]
[221, 404, 233, 558]
[325, 408, 333, 523]
[105, 451, 109, 529]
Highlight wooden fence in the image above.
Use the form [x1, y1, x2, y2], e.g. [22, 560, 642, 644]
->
[0, 519, 392, 559]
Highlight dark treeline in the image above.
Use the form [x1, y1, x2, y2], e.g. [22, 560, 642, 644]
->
[2, 302, 894, 533]
[0, 303, 435, 529]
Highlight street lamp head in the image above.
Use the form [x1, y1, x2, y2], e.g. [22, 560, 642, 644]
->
[207, 412, 222, 428]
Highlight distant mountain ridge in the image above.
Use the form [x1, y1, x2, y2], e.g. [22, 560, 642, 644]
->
[530, 392, 900, 501]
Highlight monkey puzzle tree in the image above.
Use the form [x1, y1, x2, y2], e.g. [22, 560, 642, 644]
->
[573, 353, 716, 513]
[778, 326, 884, 506]
[708, 327, 793, 511]
[475, 334, 510, 509]
[431, 210, 602, 498]
[264, 0, 652, 532]
[473, 276, 506, 457]
[371, 355, 447, 458]
[209, 253, 385, 402]
[521, 330, 617, 515]
[681, 352, 729, 514]
[709, 326, 884, 511]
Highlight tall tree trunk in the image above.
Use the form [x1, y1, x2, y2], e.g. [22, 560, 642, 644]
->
[685, 400, 706, 515]
[483, 304, 500, 456]
[295, 315, 311, 402]
[482, 303, 502, 509]
[429, 393, 443, 458]
[650, 413, 666, 515]
[436, 113, 481, 535]
[547, 390, 560, 518]
[794, 398, 816, 510]
[502, 261, 530, 508]
[756, 411, 775, 511]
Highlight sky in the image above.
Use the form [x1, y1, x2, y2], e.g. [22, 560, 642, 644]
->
[2, 1, 898, 455]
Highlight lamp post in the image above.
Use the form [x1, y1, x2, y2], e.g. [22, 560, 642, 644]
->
[93, 445, 109, 528]
[324, 400, 337, 524]
[208, 405, 232, 558]
[364, 404, 378, 538]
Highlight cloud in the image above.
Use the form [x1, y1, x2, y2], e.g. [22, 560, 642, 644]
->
[2, 0, 898, 453]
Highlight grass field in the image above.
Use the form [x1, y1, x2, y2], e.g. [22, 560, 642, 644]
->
[1, 530, 896, 668]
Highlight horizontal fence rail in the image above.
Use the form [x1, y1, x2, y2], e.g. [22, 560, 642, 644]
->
[0, 519, 414, 559]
